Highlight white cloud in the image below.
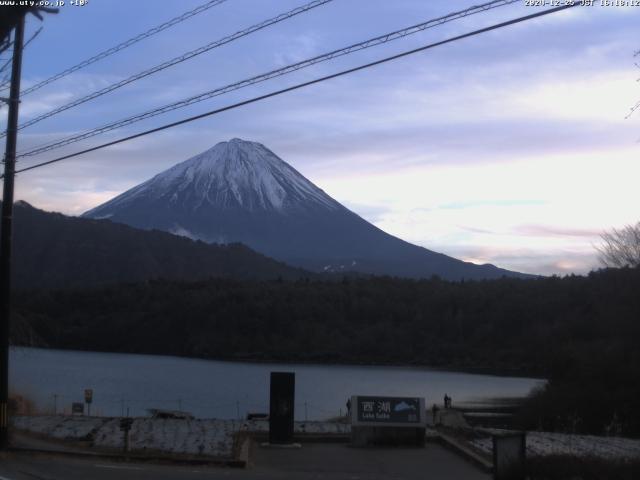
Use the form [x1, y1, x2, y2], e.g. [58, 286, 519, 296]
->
[316, 148, 640, 275]
[7, 0, 640, 276]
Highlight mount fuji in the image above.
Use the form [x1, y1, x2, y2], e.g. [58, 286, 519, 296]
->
[84, 138, 525, 280]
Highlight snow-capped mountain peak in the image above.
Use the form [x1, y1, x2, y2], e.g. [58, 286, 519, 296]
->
[89, 138, 339, 215]
[84, 138, 527, 281]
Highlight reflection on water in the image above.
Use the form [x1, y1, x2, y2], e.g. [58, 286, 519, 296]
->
[10, 347, 544, 420]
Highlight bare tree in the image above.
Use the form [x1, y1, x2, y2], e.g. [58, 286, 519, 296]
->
[597, 222, 640, 268]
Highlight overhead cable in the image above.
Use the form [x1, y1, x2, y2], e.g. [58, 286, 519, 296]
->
[19, 0, 229, 97]
[12, 3, 580, 176]
[16, 0, 519, 156]
[5, 0, 333, 137]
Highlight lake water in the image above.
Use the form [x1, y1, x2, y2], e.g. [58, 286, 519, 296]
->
[9, 347, 544, 420]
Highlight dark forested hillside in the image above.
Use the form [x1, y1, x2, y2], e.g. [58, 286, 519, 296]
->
[12, 268, 640, 370]
[4, 201, 311, 289]
[11, 267, 640, 435]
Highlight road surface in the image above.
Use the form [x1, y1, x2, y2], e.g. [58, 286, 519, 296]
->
[0, 442, 490, 480]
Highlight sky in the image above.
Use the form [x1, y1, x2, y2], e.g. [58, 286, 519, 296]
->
[1, 0, 639, 276]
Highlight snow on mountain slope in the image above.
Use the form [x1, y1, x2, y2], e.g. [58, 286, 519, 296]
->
[86, 138, 339, 216]
[84, 138, 528, 280]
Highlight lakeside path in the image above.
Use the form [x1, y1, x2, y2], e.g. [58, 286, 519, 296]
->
[0, 442, 490, 480]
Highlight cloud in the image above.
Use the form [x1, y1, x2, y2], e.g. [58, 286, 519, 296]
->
[513, 225, 603, 238]
[445, 245, 599, 276]
[272, 32, 323, 66]
[14, 72, 125, 121]
[9, 0, 640, 276]
[341, 201, 391, 224]
[14, 91, 75, 119]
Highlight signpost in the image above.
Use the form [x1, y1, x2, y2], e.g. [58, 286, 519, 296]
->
[120, 417, 134, 453]
[350, 395, 426, 447]
[84, 389, 93, 416]
[354, 396, 422, 424]
[71, 402, 84, 415]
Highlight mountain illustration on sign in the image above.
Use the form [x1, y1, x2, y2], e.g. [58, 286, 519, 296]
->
[394, 401, 417, 412]
[84, 138, 528, 280]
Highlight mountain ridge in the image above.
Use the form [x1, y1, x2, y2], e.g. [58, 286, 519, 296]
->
[4, 200, 312, 290]
[84, 138, 530, 280]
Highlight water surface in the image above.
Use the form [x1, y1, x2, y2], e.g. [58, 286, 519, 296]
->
[10, 347, 544, 420]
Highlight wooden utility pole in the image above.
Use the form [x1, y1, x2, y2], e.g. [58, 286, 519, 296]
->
[0, 13, 25, 450]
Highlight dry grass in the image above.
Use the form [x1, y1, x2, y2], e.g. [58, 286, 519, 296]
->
[8, 391, 37, 415]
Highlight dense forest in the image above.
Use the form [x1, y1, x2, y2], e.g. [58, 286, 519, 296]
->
[3, 201, 310, 289]
[11, 267, 640, 436]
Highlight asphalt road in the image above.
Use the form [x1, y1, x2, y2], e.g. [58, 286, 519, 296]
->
[0, 442, 490, 480]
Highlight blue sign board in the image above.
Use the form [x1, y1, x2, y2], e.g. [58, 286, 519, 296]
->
[352, 396, 425, 426]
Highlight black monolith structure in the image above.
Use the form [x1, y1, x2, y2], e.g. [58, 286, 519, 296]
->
[269, 372, 295, 444]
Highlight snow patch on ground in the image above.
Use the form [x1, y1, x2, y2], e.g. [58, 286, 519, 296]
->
[12, 416, 350, 459]
[12, 415, 106, 440]
[94, 418, 244, 457]
[471, 429, 640, 460]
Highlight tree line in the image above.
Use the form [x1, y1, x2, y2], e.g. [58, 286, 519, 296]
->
[10, 266, 640, 436]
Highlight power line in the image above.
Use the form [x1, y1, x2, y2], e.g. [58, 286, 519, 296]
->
[626, 100, 640, 119]
[18, 0, 229, 98]
[0, 40, 12, 57]
[14, 1, 516, 155]
[0, 69, 10, 92]
[22, 26, 42, 50]
[12, 3, 580, 177]
[3, 0, 334, 138]
[16, 0, 519, 158]
[627, 52, 640, 119]
[0, 53, 14, 78]
[0, 27, 42, 104]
